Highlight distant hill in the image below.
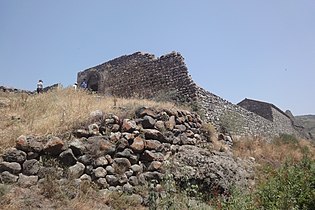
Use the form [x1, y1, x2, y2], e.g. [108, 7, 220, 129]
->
[295, 115, 315, 139]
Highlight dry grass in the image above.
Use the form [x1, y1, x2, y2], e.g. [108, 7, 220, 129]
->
[0, 88, 177, 153]
[232, 135, 315, 167]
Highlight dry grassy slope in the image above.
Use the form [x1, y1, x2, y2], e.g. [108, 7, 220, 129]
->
[295, 115, 315, 138]
[0, 88, 178, 153]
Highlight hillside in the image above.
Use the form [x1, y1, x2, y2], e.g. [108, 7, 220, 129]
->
[0, 88, 315, 210]
[295, 115, 315, 138]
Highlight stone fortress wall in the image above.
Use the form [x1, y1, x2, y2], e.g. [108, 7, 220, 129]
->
[77, 52, 307, 138]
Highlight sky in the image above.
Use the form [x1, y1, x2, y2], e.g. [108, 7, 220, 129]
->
[0, 0, 314, 115]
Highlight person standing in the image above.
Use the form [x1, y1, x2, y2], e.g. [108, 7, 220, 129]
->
[37, 80, 43, 94]
[80, 79, 88, 89]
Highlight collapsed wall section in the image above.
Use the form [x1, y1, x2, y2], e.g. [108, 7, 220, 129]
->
[78, 52, 197, 100]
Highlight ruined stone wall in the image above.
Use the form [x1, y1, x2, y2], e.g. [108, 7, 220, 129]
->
[271, 107, 298, 136]
[77, 52, 305, 138]
[237, 99, 273, 121]
[77, 52, 197, 100]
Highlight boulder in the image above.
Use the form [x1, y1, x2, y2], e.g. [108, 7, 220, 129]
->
[18, 173, 38, 187]
[96, 178, 109, 188]
[135, 107, 157, 118]
[142, 116, 156, 129]
[3, 148, 27, 163]
[131, 164, 143, 175]
[69, 139, 87, 156]
[148, 161, 162, 171]
[144, 140, 162, 150]
[22, 159, 40, 175]
[130, 136, 145, 153]
[94, 167, 107, 178]
[106, 175, 119, 186]
[144, 129, 165, 142]
[171, 145, 254, 193]
[0, 171, 18, 183]
[112, 158, 131, 174]
[16, 135, 43, 153]
[165, 116, 176, 130]
[68, 162, 85, 179]
[0, 161, 21, 174]
[121, 119, 137, 133]
[141, 150, 164, 162]
[105, 165, 115, 175]
[128, 176, 139, 186]
[44, 137, 64, 155]
[94, 156, 109, 167]
[59, 149, 77, 166]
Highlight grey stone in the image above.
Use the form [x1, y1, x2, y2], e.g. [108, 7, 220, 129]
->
[96, 178, 109, 188]
[113, 158, 131, 174]
[142, 116, 156, 129]
[18, 173, 38, 187]
[125, 169, 133, 178]
[68, 162, 85, 179]
[106, 175, 119, 186]
[105, 165, 115, 175]
[94, 167, 107, 178]
[118, 174, 128, 185]
[69, 139, 86, 156]
[94, 156, 109, 167]
[122, 183, 133, 193]
[22, 159, 40, 175]
[78, 155, 93, 165]
[0, 171, 18, 183]
[128, 176, 139, 186]
[131, 164, 143, 175]
[144, 129, 165, 142]
[3, 148, 27, 163]
[80, 174, 92, 182]
[0, 161, 21, 174]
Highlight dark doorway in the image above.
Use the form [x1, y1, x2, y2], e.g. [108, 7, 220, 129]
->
[88, 73, 100, 92]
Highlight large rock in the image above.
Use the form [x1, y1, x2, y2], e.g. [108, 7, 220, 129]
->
[130, 136, 145, 153]
[94, 167, 107, 178]
[16, 135, 43, 153]
[121, 119, 137, 133]
[22, 159, 40, 175]
[18, 173, 38, 187]
[135, 107, 157, 118]
[0, 161, 21, 174]
[69, 139, 87, 156]
[59, 149, 77, 166]
[112, 158, 131, 174]
[116, 148, 138, 164]
[0, 171, 18, 183]
[3, 148, 27, 163]
[68, 162, 85, 179]
[171, 145, 254, 194]
[106, 175, 119, 186]
[44, 137, 64, 155]
[142, 116, 156, 129]
[144, 129, 165, 142]
[141, 150, 164, 162]
[144, 140, 162, 150]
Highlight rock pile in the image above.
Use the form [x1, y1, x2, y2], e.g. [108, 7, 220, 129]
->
[0, 107, 254, 195]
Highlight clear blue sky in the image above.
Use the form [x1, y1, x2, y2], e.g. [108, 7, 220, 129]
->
[1, 0, 314, 115]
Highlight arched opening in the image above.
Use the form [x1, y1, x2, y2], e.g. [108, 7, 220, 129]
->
[87, 73, 100, 92]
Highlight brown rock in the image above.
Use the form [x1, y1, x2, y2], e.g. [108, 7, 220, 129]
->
[165, 116, 176, 130]
[144, 129, 165, 142]
[130, 136, 144, 153]
[144, 140, 162, 150]
[122, 119, 137, 133]
[44, 137, 64, 155]
[148, 161, 162, 171]
[141, 150, 164, 162]
[135, 107, 157, 118]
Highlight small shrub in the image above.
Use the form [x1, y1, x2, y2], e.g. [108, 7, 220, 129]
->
[200, 123, 216, 142]
[275, 133, 299, 145]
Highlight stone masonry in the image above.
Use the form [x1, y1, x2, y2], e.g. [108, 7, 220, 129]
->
[77, 51, 308, 138]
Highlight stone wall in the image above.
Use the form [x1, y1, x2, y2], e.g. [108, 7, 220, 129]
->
[0, 107, 253, 195]
[77, 52, 197, 101]
[77, 51, 308, 138]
